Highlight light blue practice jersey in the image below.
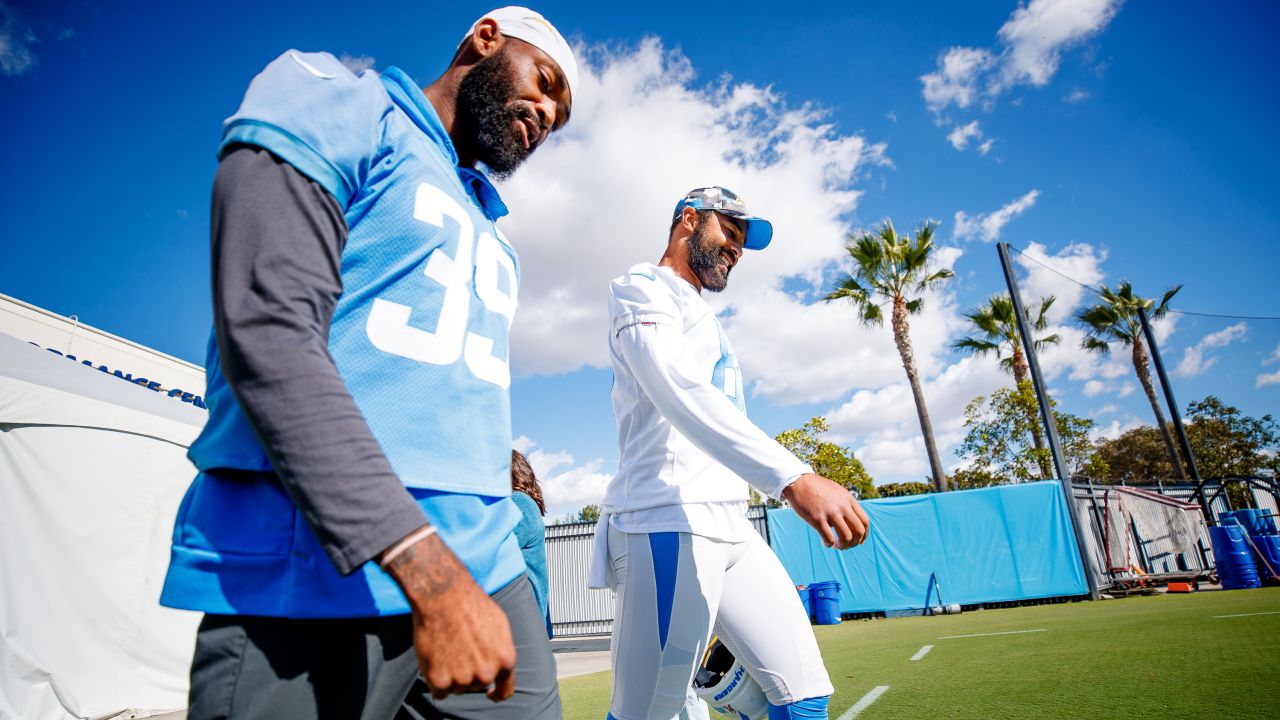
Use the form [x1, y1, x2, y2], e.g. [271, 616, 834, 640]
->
[161, 51, 524, 618]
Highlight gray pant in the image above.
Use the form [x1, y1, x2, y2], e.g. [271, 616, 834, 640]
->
[187, 577, 560, 720]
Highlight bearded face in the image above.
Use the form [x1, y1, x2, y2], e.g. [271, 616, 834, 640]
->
[688, 216, 734, 292]
[454, 48, 539, 179]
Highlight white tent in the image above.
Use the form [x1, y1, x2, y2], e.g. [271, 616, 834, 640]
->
[0, 332, 205, 719]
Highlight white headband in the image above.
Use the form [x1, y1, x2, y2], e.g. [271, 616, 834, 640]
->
[460, 6, 578, 101]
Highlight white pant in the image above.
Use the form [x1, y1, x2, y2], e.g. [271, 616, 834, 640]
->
[606, 525, 832, 720]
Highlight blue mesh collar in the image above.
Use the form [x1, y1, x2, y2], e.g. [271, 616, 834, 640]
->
[380, 67, 508, 221]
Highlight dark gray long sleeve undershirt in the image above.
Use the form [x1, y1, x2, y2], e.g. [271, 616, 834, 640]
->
[210, 145, 426, 575]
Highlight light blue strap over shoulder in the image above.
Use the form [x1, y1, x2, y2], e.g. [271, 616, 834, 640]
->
[220, 50, 387, 208]
[712, 322, 746, 412]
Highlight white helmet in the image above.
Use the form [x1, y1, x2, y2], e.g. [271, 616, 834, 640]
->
[692, 637, 768, 720]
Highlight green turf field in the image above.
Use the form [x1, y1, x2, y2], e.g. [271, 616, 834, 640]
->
[561, 587, 1280, 719]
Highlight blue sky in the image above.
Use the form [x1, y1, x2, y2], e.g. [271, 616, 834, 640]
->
[3, 0, 1278, 516]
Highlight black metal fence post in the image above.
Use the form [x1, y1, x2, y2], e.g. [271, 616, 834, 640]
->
[1136, 306, 1207, 515]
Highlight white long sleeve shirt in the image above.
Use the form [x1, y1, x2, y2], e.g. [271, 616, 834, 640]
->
[601, 263, 811, 540]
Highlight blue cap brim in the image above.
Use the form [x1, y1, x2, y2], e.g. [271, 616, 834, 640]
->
[719, 210, 772, 250]
[743, 216, 772, 250]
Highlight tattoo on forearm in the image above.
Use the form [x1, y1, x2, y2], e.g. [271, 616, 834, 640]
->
[387, 537, 460, 601]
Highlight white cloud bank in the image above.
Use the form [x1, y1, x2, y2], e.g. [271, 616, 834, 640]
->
[514, 436, 613, 519]
[501, 38, 888, 377]
[922, 0, 1122, 114]
[953, 190, 1041, 242]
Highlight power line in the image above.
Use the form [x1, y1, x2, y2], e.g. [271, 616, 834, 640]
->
[1008, 245, 1102, 294]
[1006, 244, 1280, 322]
[1167, 309, 1280, 321]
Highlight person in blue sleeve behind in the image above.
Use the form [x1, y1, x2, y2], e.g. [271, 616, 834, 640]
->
[159, 7, 576, 719]
[510, 449, 552, 637]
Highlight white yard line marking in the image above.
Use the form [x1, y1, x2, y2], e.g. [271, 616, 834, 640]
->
[1212, 611, 1280, 619]
[939, 628, 1047, 640]
[837, 685, 890, 720]
[909, 644, 934, 661]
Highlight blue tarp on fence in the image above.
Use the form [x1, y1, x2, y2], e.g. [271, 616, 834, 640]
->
[767, 481, 1087, 613]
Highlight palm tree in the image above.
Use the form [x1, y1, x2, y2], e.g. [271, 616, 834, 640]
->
[952, 294, 1060, 477]
[825, 220, 955, 492]
[1076, 281, 1186, 480]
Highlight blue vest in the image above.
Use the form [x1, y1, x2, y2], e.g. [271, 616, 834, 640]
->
[161, 51, 524, 618]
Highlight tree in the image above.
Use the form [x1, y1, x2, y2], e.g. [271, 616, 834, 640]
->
[1076, 281, 1186, 479]
[1091, 396, 1279, 481]
[1092, 426, 1173, 481]
[952, 294, 1060, 477]
[1185, 396, 1280, 478]
[949, 465, 1006, 491]
[775, 417, 878, 499]
[825, 220, 954, 492]
[876, 481, 933, 498]
[576, 504, 600, 523]
[957, 384, 1103, 484]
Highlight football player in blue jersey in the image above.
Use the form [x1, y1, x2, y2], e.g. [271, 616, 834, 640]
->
[159, 7, 576, 719]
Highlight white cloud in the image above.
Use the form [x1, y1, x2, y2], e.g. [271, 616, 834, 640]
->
[1174, 322, 1247, 378]
[501, 38, 888, 377]
[953, 189, 1040, 242]
[920, 0, 1122, 115]
[1004, 241, 1172, 416]
[947, 120, 983, 151]
[338, 54, 376, 73]
[921, 47, 996, 112]
[886, 111, 898, 122]
[1257, 346, 1280, 388]
[977, 139, 995, 155]
[826, 356, 1007, 483]
[1090, 415, 1145, 442]
[1063, 89, 1090, 104]
[996, 0, 1123, 89]
[516, 438, 612, 518]
[726, 252, 964, 405]
[0, 2, 37, 76]
[1013, 240, 1106, 323]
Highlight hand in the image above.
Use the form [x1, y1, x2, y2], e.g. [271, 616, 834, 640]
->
[781, 473, 871, 550]
[383, 531, 517, 702]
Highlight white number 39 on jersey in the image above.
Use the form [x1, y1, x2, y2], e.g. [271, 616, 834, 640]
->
[364, 183, 518, 388]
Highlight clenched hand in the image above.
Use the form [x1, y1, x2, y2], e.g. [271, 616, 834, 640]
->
[383, 531, 517, 702]
[782, 473, 871, 550]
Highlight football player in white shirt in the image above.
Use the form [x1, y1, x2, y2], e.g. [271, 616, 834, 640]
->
[592, 187, 871, 720]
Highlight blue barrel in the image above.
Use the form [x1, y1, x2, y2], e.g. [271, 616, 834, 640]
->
[809, 581, 842, 625]
[1249, 509, 1278, 536]
[796, 585, 811, 621]
[1220, 509, 1277, 538]
[1210, 524, 1261, 590]
[1250, 535, 1280, 581]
